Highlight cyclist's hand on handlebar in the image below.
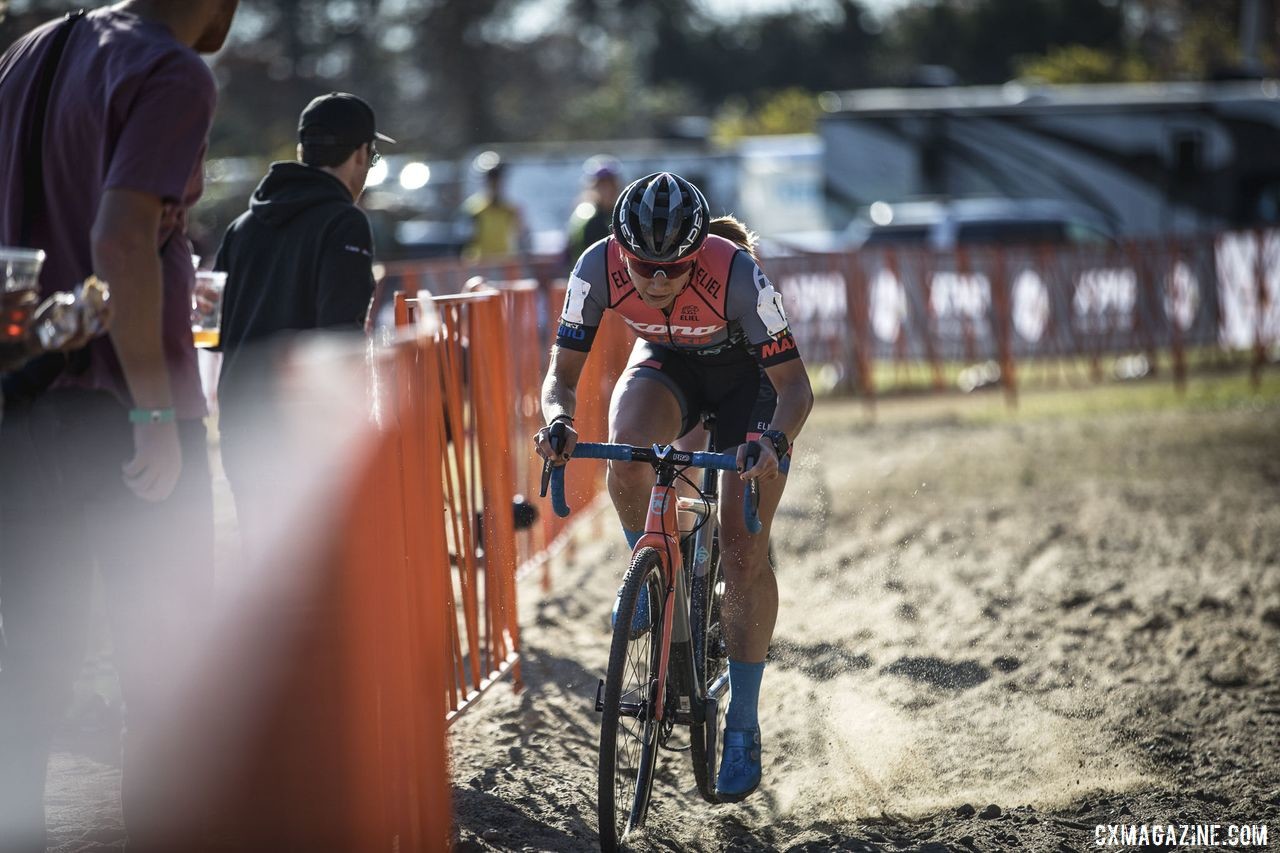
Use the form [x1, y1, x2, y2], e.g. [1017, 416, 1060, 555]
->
[534, 419, 577, 465]
[737, 438, 780, 482]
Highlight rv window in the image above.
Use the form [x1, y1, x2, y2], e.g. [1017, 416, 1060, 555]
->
[1249, 180, 1280, 223]
[956, 220, 1066, 245]
[1065, 222, 1112, 245]
[862, 225, 932, 245]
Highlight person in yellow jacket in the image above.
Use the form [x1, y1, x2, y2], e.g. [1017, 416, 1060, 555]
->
[459, 151, 528, 260]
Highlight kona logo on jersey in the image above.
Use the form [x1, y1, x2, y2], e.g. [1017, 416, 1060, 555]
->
[624, 319, 720, 338]
[557, 322, 586, 341]
[760, 336, 797, 359]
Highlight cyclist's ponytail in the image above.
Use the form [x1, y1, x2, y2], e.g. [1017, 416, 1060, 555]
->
[709, 215, 760, 264]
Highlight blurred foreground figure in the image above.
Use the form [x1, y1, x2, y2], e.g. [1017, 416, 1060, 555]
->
[0, 2, 239, 850]
[214, 91, 387, 562]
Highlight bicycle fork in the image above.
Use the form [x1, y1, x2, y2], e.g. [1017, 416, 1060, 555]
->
[595, 464, 705, 730]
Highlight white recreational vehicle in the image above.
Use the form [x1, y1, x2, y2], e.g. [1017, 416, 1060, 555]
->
[820, 80, 1280, 239]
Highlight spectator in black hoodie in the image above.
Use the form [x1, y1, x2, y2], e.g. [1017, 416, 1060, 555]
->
[212, 92, 392, 557]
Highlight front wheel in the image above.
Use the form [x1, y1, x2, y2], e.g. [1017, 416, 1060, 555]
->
[598, 547, 666, 851]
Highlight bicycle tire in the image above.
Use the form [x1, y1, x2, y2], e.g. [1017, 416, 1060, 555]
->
[598, 547, 666, 851]
[689, 535, 728, 803]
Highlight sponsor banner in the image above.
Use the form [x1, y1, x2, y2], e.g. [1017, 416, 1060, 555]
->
[767, 229, 1277, 368]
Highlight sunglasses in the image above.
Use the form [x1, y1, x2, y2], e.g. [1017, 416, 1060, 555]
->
[368, 142, 381, 167]
[626, 256, 695, 279]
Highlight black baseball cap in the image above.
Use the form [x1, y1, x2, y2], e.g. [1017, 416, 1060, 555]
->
[298, 92, 396, 148]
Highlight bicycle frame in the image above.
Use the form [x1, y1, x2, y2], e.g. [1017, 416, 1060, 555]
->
[543, 433, 783, 832]
[546, 438, 776, 729]
[682, 466, 731, 714]
[632, 447, 718, 727]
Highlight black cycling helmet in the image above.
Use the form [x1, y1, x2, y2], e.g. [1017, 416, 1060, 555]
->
[611, 172, 710, 263]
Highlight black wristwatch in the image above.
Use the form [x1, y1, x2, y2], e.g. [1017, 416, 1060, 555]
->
[759, 429, 789, 458]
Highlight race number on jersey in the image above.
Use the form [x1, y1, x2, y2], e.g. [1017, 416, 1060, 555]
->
[753, 267, 790, 337]
[564, 273, 592, 324]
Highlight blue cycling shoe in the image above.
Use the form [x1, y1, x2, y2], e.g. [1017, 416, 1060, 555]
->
[610, 583, 651, 640]
[715, 726, 762, 802]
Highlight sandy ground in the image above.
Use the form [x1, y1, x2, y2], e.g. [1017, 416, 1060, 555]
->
[447, 383, 1280, 852]
[44, 377, 1280, 852]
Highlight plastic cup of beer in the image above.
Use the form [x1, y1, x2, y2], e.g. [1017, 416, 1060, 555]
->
[192, 270, 226, 349]
[2, 247, 45, 345]
[2, 246, 45, 293]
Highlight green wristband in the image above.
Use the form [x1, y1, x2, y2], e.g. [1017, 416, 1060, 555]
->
[129, 407, 176, 425]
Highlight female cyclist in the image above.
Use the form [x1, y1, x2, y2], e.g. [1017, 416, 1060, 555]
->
[533, 172, 813, 802]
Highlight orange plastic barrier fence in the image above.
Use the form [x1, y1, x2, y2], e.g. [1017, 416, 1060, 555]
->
[332, 333, 454, 850]
[138, 335, 454, 851]
[395, 282, 633, 595]
[396, 290, 524, 720]
[148, 274, 641, 848]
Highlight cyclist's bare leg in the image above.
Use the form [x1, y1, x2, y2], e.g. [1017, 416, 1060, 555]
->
[717, 471, 786, 663]
[673, 421, 708, 452]
[671, 423, 709, 503]
[606, 374, 683, 531]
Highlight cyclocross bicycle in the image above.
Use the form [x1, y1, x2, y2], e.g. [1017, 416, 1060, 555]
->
[540, 417, 782, 852]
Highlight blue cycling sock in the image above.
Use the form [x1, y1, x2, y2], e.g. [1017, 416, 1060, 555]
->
[725, 659, 766, 731]
[623, 528, 643, 549]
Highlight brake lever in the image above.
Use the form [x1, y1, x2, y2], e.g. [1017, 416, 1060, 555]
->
[539, 459, 553, 498]
[741, 440, 763, 534]
[539, 421, 570, 498]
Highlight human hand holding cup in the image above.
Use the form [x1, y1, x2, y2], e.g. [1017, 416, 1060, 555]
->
[1, 247, 46, 370]
[31, 276, 112, 353]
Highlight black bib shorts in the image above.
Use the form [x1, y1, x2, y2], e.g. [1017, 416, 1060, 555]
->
[626, 340, 778, 452]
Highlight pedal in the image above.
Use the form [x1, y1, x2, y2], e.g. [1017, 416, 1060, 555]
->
[596, 678, 647, 719]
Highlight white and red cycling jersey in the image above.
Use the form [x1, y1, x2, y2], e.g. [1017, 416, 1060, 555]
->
[555, 234, 800, 368]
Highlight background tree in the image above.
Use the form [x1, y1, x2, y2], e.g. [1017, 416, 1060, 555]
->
[1016, 43, 1156, 83]
[2, 0, 1276, 155]
[880, 0, 1126, 84]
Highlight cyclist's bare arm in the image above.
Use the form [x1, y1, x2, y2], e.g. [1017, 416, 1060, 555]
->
[739, 357, 814, 481]
[536, 344, 588, 463]
[764, 356, 813, 444]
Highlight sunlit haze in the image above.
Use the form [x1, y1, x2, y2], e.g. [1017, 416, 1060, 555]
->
[700, 0, 912, 16]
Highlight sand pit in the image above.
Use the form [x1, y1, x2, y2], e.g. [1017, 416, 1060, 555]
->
[43, 375, 1280, 852]
[449, 379, 1280, 851]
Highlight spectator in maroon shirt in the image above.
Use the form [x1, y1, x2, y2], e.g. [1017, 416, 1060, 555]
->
[0, 2, 239, 851]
